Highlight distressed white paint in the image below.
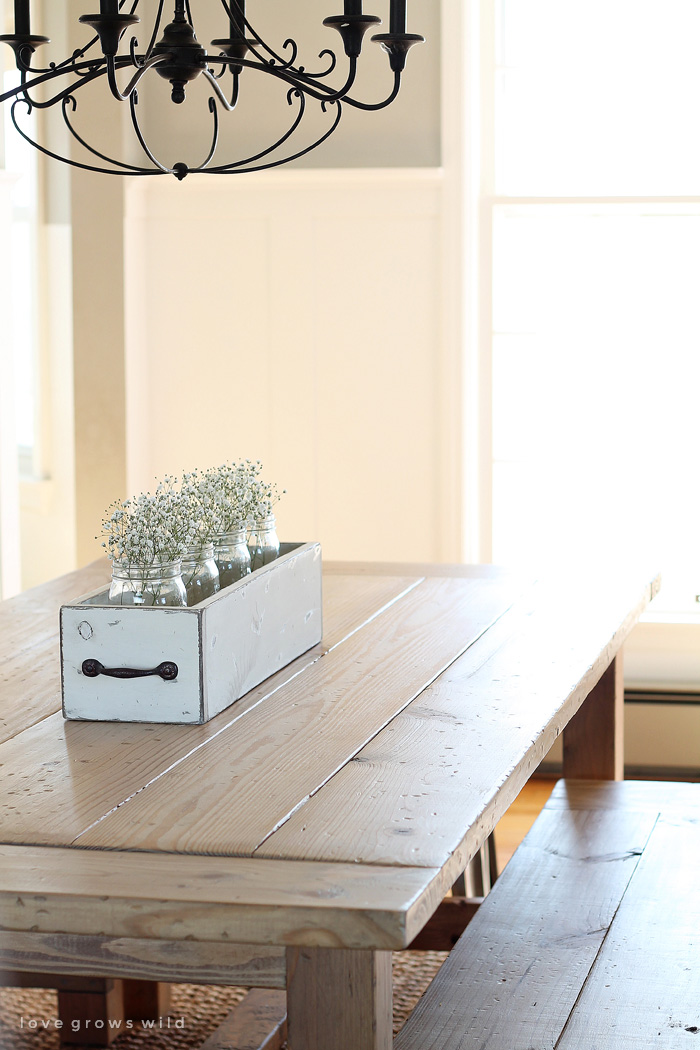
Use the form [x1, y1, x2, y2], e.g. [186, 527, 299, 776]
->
[61, 542, 323, 724]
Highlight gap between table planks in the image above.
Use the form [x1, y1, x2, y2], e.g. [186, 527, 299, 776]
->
[255, 573, 656, 901]
[73, 575, 517, 854]
[0, 571, 432, 846]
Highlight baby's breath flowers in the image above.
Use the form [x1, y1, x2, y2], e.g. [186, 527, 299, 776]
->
[180, 469, 227, 551]
[203, 460, 264, 533]
[100, 483, 201, 606]
[248, 475, 284, 524]
[100, 484, 200, 570]
[99, 461, 285, 602]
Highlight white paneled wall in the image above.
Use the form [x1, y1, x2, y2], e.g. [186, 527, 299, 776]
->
[124, 169, 456, 562]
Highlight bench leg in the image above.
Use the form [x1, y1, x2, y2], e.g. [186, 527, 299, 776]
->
[286, 947, 392, 1050]
[563, 653, 624, 780]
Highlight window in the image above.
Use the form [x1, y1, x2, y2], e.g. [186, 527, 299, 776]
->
[485, 0, 700, 614]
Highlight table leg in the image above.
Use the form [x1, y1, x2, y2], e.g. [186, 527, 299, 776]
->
[122, 980, 171, 1022]
[57, 979, 124, 1046]
[562, 652, 624, 780]
[286, 947, 392, 1050]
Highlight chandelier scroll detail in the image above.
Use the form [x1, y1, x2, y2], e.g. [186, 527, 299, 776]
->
[0, 0, 424, 179]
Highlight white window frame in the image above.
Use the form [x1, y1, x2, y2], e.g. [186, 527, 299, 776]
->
[441, 0, 700, 689]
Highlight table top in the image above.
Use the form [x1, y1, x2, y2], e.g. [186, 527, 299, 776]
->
[0, 559, 659, 953]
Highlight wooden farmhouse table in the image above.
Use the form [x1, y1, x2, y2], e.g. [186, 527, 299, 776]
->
[0, 559, 660, 1049]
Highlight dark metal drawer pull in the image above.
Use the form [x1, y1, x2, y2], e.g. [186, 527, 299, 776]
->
[82, 659, 179, 681]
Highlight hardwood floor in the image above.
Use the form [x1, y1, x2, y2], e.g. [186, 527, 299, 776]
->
[493, 776, 556, 872]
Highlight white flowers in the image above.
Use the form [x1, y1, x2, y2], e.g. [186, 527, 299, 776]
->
[99, 461, 284, 569]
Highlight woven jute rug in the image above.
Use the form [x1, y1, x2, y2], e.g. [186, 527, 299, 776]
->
[0, 952, 447, 1050]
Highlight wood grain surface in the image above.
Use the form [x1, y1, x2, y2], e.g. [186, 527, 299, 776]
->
[563, 655, 624, 779]
[557, 814, 700, 1049]
[257, 574, 656, 897]
[395, 803, 657, 1050]
[200, 990, 287, 1050]
[0, 844, 438, 949]
[75, 576, 515, 854]
[548, 777, 700, 812]
[286, 947, 393, 1050]
[0, 573, 423, 847]
[0, 561, 659, 976]
[0, 931, 287, 987]
[0, 560, 110, 744]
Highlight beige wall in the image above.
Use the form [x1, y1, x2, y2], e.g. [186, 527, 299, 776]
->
[124, 169, 453, 563]
[60, 1, 446, 567]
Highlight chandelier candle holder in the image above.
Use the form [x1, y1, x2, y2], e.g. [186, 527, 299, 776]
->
[0, 0, 424, 178]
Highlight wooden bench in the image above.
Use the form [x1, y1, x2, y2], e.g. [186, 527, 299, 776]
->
[396, 778, 700, 1050]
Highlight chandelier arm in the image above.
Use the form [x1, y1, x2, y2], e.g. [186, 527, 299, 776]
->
[204, 97, 342, 175]
[229, 72, 240, 106]
[106, 51, 171, 102]
[9, 96, 157, 176]
[218, 0, 298, 73]
[129, 91, 175, 174]
[206, 53, 358, 105]
[18, 43, 98, 76]
[341, 69, 402, 110]
[194, 97, 219, 170]
[209, 57, 230, 82]
[14, 0, 140, 75]
[140, 0, 166, 61]
[0, 54, 137, 107]
[294, 49, 337, 80]
[200, 67, 237, 113]
[219, 0, 341, 79]
[8, 66, 113, 111]
[193, 86, 305, 173]
[60, 95, 156, 173]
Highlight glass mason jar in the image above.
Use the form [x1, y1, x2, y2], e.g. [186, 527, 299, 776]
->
[214, 527, 251, 589]
[248, 514, 280, 571]
[108, 559, 187, 607]
[181, 543, 220, 606]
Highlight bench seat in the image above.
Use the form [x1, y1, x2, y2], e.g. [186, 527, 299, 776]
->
[396, 779, 700, 1050]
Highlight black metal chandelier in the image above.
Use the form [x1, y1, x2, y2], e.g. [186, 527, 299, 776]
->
[0, 1, 424, 179]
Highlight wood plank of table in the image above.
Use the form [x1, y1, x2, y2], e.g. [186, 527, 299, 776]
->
[0, 560, 109, 653]
[0, 573, 422, 846]
[76, 576, 517, 855]
[324, 562, 520, 580]
[394, 806, 658, 1050]
[0, 561, 111, 745]
[257, 572, 657, 893]
[556, 815, 700, 1050]
[0, 931, 286, 987]
[0, 845, 437, 949]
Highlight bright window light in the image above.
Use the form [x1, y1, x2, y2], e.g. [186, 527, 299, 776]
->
[491, 2, 700, 613]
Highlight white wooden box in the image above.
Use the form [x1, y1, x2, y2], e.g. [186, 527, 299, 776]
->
[60, 542, 323, 724]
